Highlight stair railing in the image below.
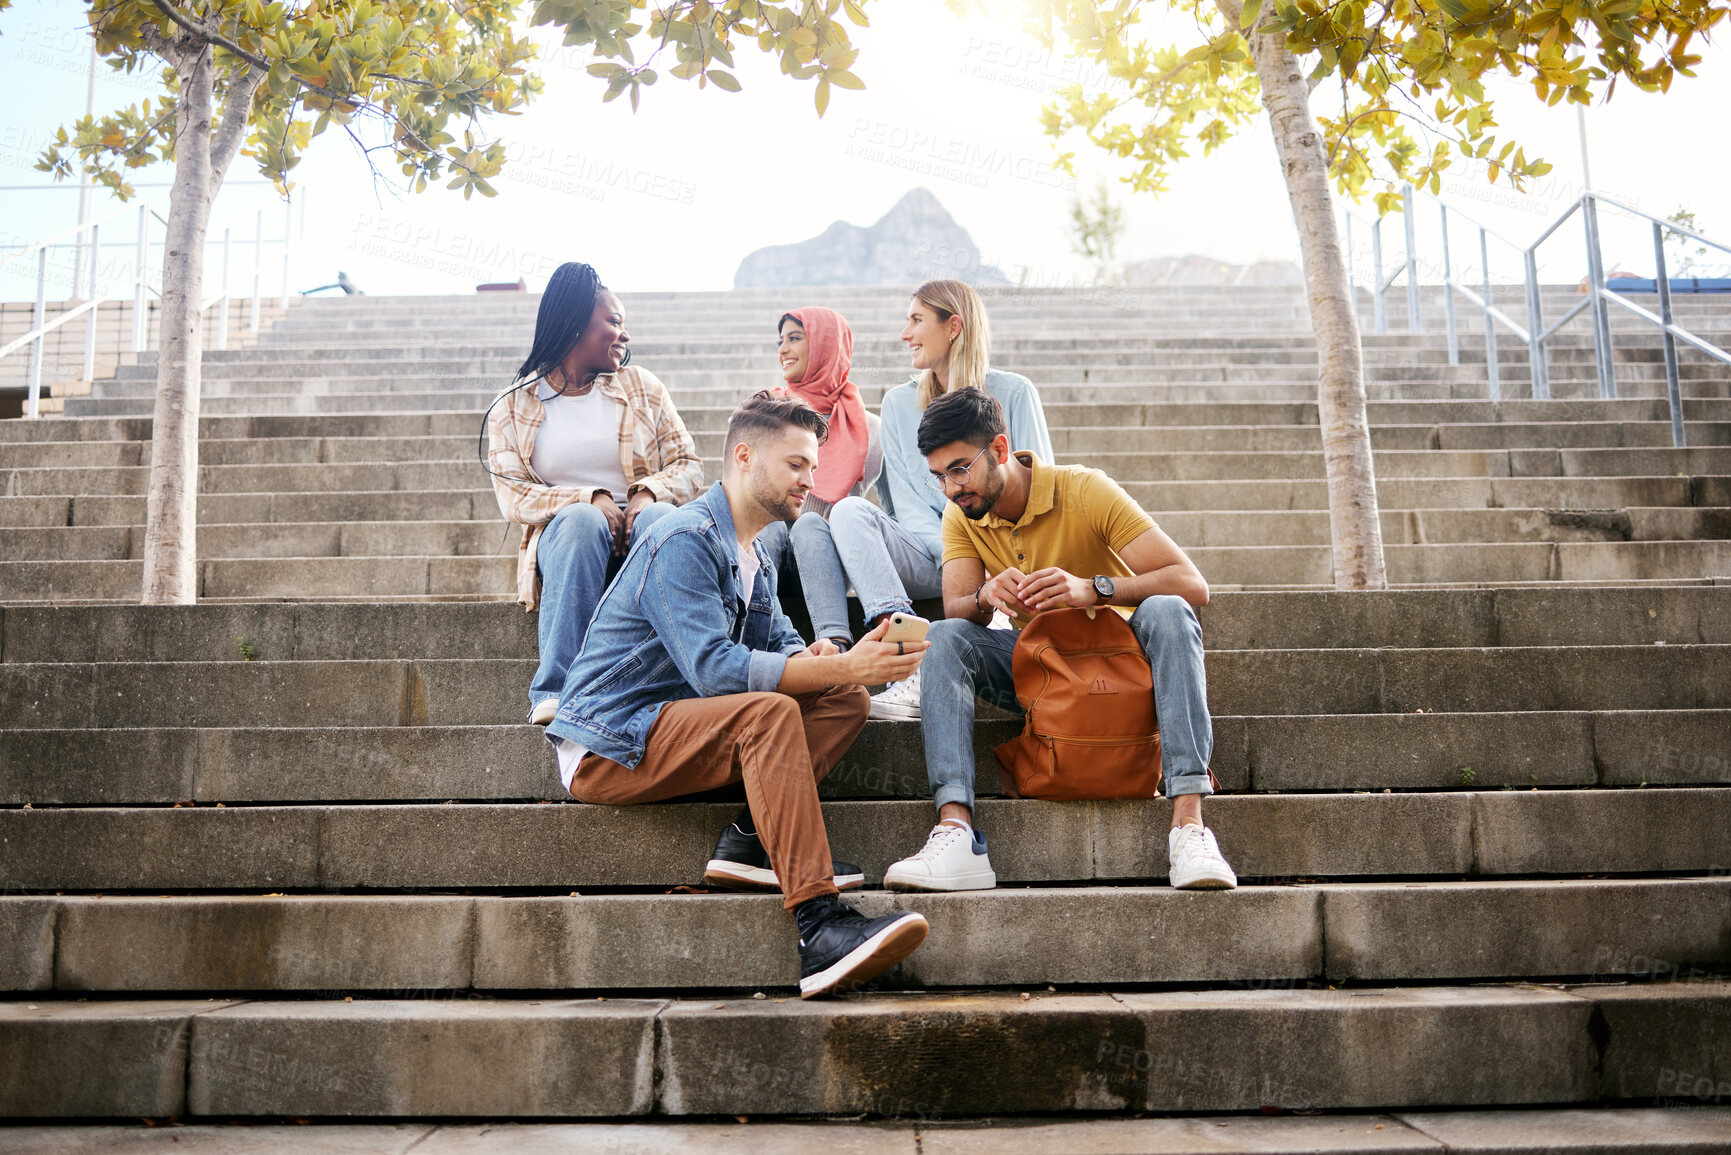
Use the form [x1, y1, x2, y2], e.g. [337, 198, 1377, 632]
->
[1342, 185, 1731, 448]
[0, 194, 297, 419]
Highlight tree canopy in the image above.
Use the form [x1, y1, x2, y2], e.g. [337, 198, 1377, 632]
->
[35, 0, 872, 204]
[1030, 0, 1728, 213]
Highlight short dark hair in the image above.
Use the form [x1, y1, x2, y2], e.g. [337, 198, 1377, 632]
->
[916, 387, 1005, 456]
[725, 390, 829, 460]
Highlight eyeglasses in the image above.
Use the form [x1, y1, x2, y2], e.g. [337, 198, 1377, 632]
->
[926, 445, 991, 494]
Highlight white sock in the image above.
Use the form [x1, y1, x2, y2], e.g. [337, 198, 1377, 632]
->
[941, 818, 973, 837]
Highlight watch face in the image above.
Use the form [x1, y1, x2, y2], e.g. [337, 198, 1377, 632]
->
[1094, 576, 1114, 598]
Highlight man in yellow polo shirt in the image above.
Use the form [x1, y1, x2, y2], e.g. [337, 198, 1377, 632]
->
[882, 387, 1238, 892]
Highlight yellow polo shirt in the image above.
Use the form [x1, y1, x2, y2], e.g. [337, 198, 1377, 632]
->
[941, 451, 1156, 626]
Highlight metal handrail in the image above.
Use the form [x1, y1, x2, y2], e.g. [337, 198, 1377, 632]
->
[1341, 184, 1731, 447]
[3, 194, 298, 418]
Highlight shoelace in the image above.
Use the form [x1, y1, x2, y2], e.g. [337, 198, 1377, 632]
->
[881, 676, 919, 701]
[913, 823, 969, 862]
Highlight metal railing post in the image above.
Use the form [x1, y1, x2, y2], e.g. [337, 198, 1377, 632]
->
[251, 208, 263, 333]
[83, 222, 100, 381]
[1652, 221, 1685, 447]
[1402, 184, 1421, 332]
[133, 205, 149, 352]
[280, 198, 292, 307]
[1439, 204, 1459, 365]
[1582, 194, 1617, 398]
[27, 247, 47, 418]
[1480, 227, 1500, 402]
[217, 226, 231, 351]
[1523, 248, 1549, 399]
[1371, 217, 1387, 335]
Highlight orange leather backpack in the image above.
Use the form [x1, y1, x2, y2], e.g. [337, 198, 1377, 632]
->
[994, 606, 1165, 801]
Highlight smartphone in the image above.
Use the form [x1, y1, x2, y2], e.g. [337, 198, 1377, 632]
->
[881, 612, 930, 645]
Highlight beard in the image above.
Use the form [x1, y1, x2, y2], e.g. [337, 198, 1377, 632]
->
[954, 462, 1006, 521]
[749, 468, 806, 524]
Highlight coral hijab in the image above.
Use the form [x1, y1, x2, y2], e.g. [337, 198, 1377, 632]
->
[780, 306, 869, 506]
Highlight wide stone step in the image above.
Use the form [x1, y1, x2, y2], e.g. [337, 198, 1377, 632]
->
[3, 982, 1724, 1117]
[0, 555, 515, 601]
[6, 588, 1723, 662]
[7, 1110, 1731, 1153]
[5, 878, 1725, 993]
[66, 377, 1731, 416]
[9, 506, 1731, 558]
[9, 419, 1731, 474]
[23, 397, 1731, 442]
[0, 488, 498, 528]
[13, 447, 1731, 500]
[3, 790, 1727, 890]
[3, 642, 1728, 727]
[10, 707, 1725, 806]
[11, 536, 1730, 600]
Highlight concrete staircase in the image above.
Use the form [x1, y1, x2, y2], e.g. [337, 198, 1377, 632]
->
[2, 286, 1729, 1147]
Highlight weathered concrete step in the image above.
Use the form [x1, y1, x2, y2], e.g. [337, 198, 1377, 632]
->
[9, 540, 1731, 602]
[9, 419, 1728, 473]
[3, 790, 1727, 890]
[5, 878, 1725, 994]
[1089, 446, 1731, 481]
[0, 489, 497, 529]
[65, 378, 1731, 417]
[11, 506, 1731, 559]
[7, 588, 1723, 663]
[3, 982, 1725, 1118]
[0, 520, 514, 561]
[14, 448, 1731, 500]
[1128, 475, 1731, 512]
[4, 642, 1730, 728]
[0, 555, 514, 602]
[1191, 539, 1731, 586]
[7, 1111, 1731, 1154]
[1165, 506, 1731, 546]
[8, 707, 1727, 804]
[13, 398, 1731, 441]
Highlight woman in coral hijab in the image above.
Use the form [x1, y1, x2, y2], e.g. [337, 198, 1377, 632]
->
[758, 306, 882, 642]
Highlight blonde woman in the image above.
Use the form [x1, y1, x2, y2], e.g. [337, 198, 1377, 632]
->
[794, 279, 1053, 720]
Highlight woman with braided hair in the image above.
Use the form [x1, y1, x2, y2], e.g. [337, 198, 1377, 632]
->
[486, 262, 703, 725]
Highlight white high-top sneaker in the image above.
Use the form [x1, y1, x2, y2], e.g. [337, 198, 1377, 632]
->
[1167, 822, 1238, 890]
[884, 821, 997, 891]
[869, 669, 922, 720]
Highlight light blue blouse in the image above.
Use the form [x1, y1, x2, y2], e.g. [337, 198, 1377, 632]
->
[878, 368, 1055, 560]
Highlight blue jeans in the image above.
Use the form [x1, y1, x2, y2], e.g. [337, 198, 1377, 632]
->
[789, 496, 943, 644]
[529, 499, 675, 710]
[919, 594, 1215, 814]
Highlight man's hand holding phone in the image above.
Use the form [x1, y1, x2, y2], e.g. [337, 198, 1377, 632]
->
[847, 616, 927, 685]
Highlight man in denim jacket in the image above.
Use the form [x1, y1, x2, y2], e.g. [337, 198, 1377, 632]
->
[547, 392, 932, 998]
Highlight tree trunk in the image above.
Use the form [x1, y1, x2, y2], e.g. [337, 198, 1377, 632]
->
[1215, 0, 1388, 589]
[141, 43, 216, 604]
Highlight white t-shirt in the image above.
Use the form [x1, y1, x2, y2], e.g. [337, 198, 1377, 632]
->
[530, 382, 630, 498]
[556, 537, 767, 794]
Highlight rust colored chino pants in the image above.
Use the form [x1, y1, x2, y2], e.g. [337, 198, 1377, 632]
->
[568, 684, 869, 910]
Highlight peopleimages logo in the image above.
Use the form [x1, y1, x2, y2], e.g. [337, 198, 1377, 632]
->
[846, 119, 1075, 193]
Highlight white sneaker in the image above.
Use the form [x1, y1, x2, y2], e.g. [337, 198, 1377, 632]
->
[869, 669, 922, 720]
[1167, 823, 1238, 890]
[884, 822, 997, 891]
[529, 698, 558, 726]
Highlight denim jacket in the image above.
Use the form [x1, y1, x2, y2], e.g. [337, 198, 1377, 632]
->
[546, 482, 808, 768]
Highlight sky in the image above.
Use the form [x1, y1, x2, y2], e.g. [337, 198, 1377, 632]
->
[2, 0, 1727, 303]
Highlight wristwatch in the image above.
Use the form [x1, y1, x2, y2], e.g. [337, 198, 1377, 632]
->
[1092, 575, 1115, 604]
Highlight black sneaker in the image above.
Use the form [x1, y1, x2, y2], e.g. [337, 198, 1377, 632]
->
[795, 894, 928, 1000]
[703, 821, 865, 891]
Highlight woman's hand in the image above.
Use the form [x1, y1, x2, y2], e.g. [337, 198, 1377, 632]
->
[623, 489, 659, 549]
[591, 491, 627, 555]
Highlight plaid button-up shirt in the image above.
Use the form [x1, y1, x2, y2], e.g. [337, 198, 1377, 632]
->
[486, 365, 704, 609]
